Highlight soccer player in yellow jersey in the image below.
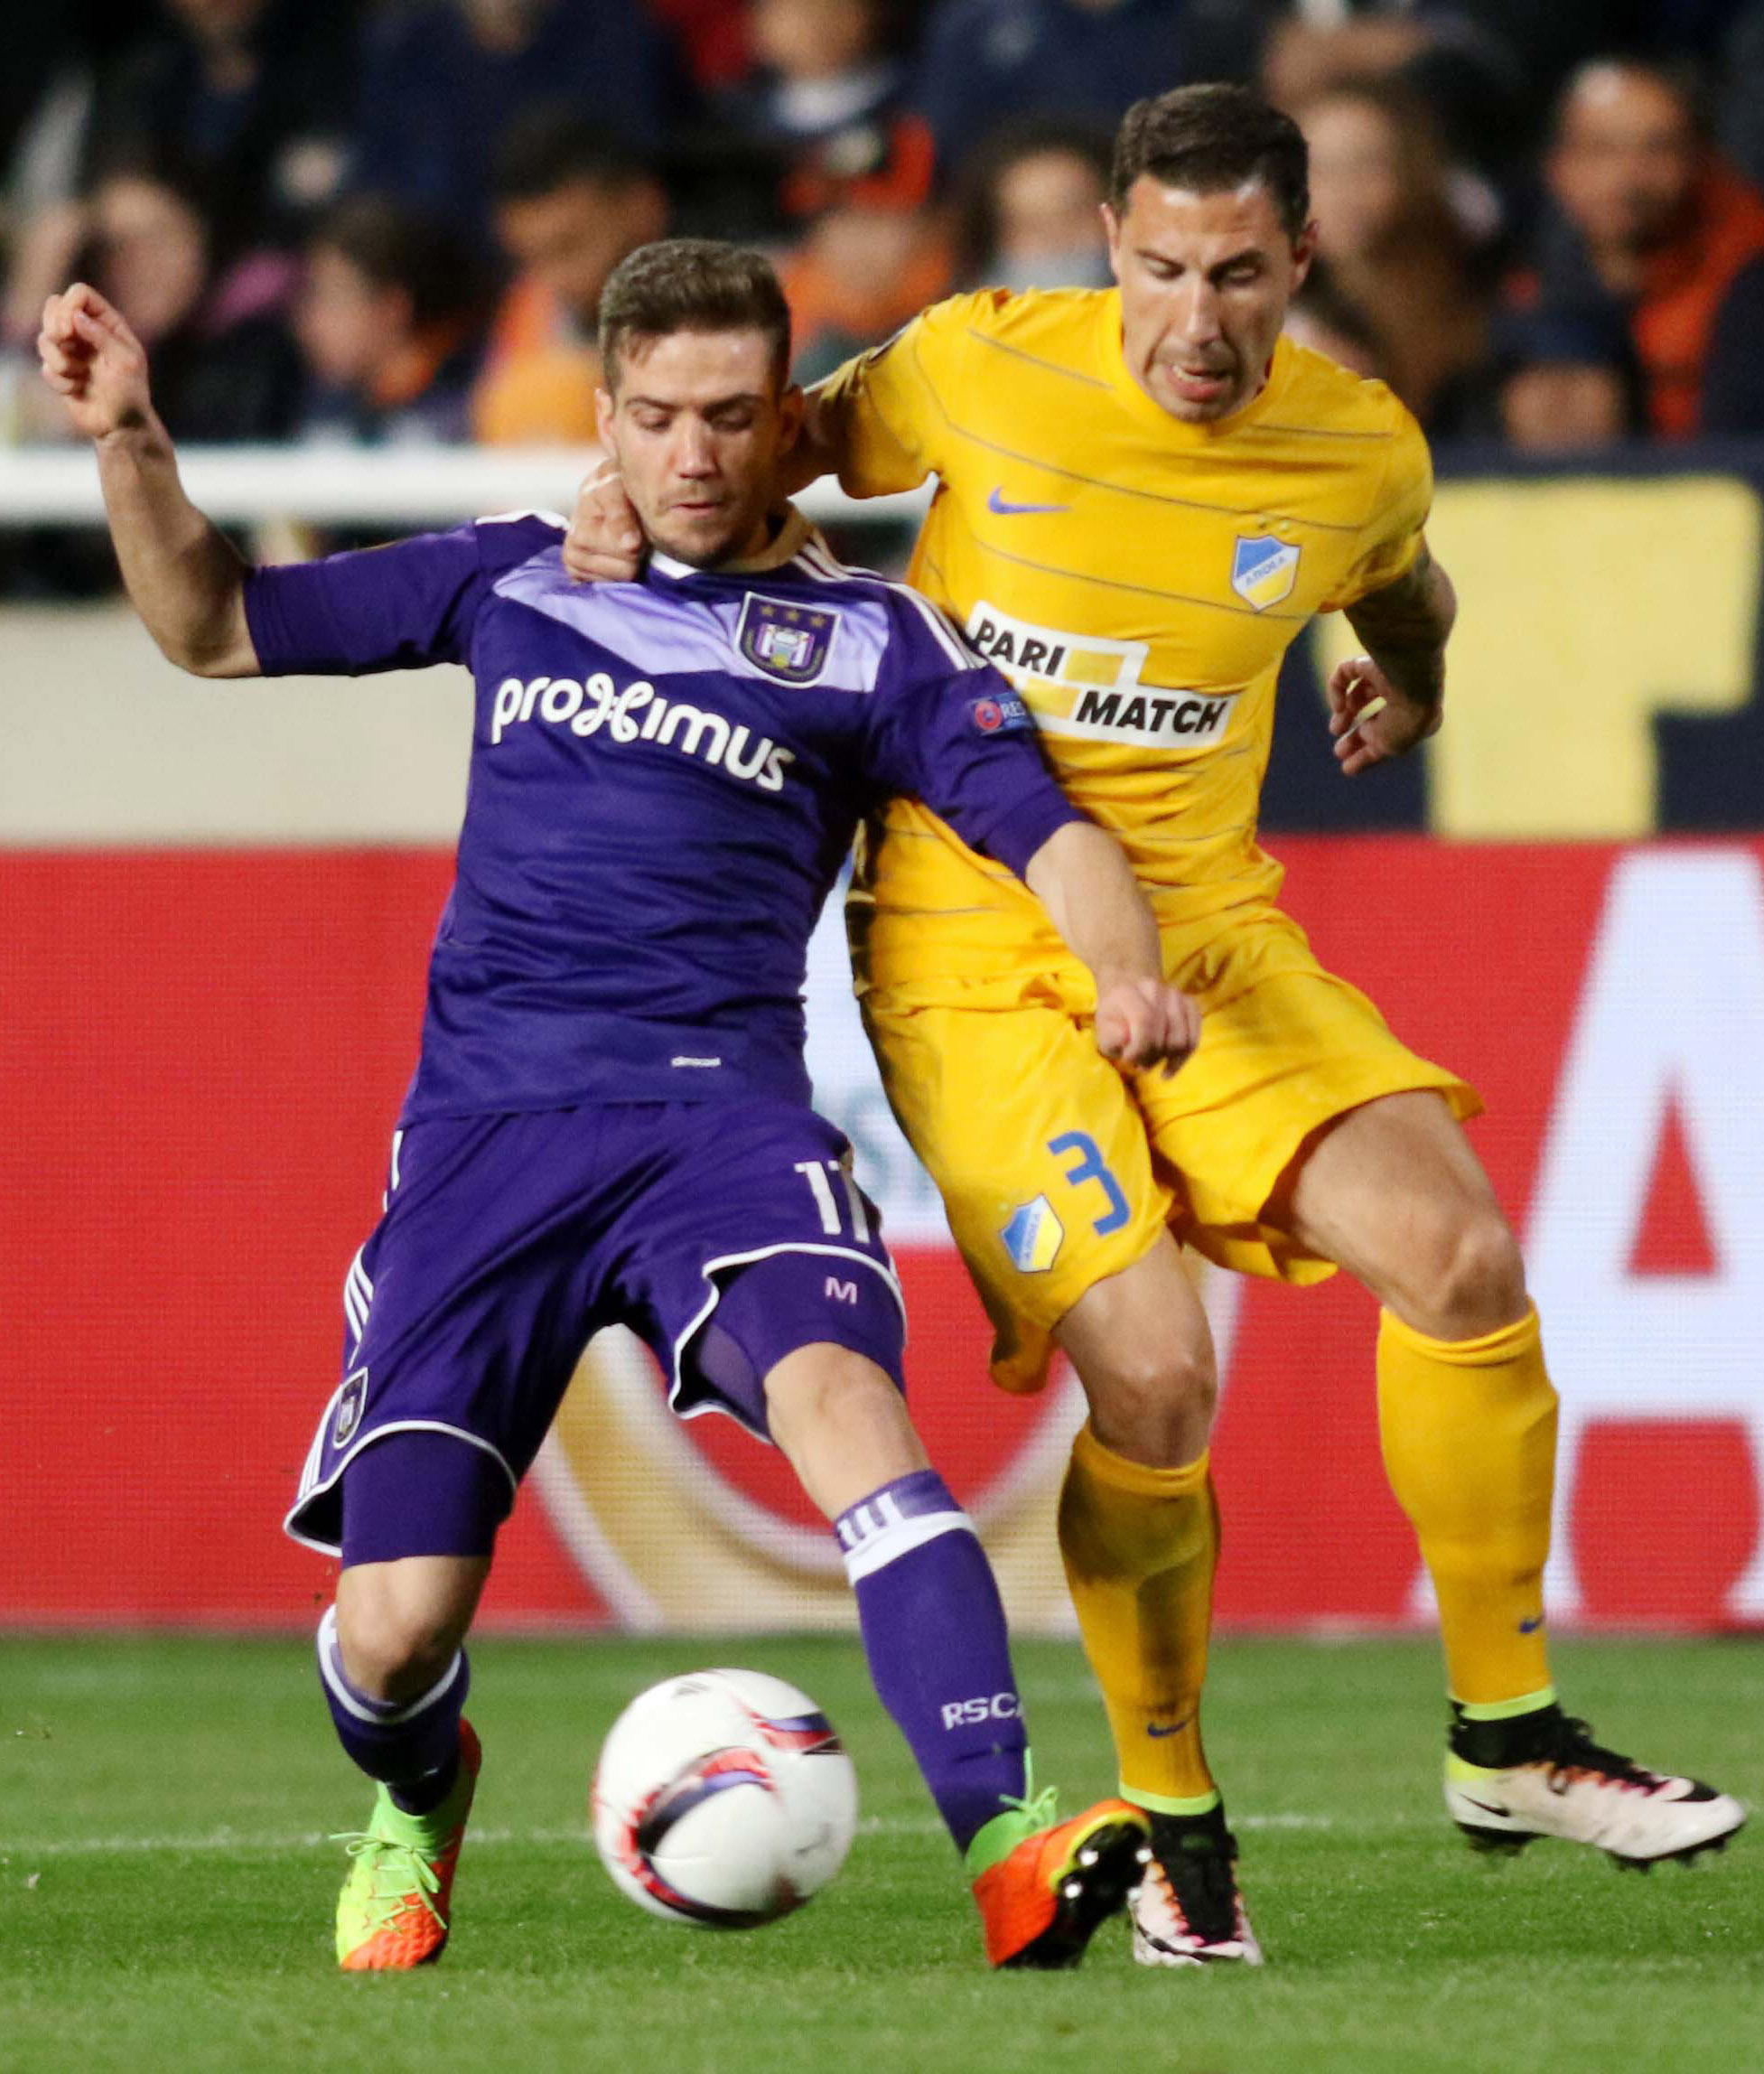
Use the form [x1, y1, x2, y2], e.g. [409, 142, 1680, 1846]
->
[568, 86, 1743, 1966]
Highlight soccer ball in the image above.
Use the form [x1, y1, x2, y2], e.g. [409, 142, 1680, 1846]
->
[591, 1667, 859, 1928]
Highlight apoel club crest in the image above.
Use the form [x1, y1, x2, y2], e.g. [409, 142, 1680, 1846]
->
[1230, 534, 1301, 612]
[736, 594, 841, 685]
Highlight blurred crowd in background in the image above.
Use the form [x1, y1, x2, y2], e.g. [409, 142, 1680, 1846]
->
[6, 0, 1764, 497]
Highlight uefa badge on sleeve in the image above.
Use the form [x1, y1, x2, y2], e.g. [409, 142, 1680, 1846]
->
[735, 595, 841, 686]
[969, 690, 1031, 734]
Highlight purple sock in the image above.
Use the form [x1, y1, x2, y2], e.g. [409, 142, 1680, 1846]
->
[836, 1469, 1029, 1855]
[316, 1604, 467, 1812]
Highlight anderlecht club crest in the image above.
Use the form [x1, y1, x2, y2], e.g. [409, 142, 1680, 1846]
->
[736, 594, 841, 685]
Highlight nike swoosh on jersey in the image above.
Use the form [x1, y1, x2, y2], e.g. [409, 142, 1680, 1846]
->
[986, 487, 1070, 516]
[1518, 1615, 1545, 1632]
[1145, 1718, 1192, 1738]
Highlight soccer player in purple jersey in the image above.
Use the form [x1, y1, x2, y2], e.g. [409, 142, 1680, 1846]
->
[40, 245, 1205, 1973]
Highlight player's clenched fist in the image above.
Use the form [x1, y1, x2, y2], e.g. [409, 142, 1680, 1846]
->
[564, 459, 645, 584]
[1094, 974, 1200, 1076]
[37, 283, 154, 443]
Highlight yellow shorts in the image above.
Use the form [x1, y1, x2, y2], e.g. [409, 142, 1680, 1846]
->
[862, 904, 1479, 1394]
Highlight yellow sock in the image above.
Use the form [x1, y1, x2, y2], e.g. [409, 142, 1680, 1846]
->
[1058, 1422, 1218, 1813]
[1377, 1304, 1557, 1707]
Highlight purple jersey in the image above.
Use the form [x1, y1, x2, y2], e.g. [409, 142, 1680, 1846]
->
[243, 510, 1078, 1120]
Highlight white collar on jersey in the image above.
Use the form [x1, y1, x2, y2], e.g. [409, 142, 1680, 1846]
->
[647, 505, 813, 584]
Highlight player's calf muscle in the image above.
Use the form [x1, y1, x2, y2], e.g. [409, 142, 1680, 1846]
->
[765, 1349, 928, 1518]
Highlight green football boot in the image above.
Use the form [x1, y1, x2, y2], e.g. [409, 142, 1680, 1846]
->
[333, 1720, 481, 1970]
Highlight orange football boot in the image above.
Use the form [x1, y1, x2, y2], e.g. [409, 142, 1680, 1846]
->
[334, 1719, 481, 1971]
[971, 1793, 1149, 1968]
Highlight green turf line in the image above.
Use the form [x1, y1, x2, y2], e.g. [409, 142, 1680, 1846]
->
[0, 1635, 1758, 2074]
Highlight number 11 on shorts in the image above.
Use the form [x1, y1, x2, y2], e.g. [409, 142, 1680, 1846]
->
[795, 1158, 871, 1240]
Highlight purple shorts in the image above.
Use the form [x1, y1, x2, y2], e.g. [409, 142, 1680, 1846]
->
[285, 1100, 904, 1557]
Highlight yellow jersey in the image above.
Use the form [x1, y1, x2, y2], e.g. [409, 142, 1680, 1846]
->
[819, 286, 1433, 995]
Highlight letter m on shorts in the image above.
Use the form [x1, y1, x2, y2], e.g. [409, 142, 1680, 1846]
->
[825, 1276, 859, 1303]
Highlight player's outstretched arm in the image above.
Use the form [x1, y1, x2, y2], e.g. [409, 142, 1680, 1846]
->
[1023, 821, 1199, 1076]
[37, 283, 258, 677]
[1329, 547, 1457, 776]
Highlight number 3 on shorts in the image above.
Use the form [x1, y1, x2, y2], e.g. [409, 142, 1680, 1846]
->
[1048, 1131, 1129, 1237]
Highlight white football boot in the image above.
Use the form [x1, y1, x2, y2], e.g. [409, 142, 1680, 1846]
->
[1128, 1808, 1265, 1967]
[1446, 1709, 1745, 1869]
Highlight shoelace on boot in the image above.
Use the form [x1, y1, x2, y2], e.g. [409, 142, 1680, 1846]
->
[331, 1830, 446, 1926]
[1544, 1719, 1661, 1794]
[1148, 1831, 1242, 1945]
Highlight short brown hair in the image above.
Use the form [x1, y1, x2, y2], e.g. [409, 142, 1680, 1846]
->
[598, 238, 792, 389]
[1111, 83, 1310, 241]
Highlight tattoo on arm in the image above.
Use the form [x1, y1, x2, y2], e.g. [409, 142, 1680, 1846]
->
[1344, 547, 1457, 708]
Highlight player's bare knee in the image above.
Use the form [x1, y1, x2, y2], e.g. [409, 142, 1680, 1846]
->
[1396, 1207, 1528, 1340]
[335, 1579, 466, 1704]
[337, 1614, 457, 1705]
[1079, 1341, 1217, 1465]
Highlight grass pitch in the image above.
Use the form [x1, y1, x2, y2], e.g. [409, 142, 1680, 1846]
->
[1, 1634, 1759, 2074]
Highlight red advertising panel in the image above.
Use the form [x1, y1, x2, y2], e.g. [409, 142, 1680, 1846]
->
[3, 838, 1759, 1630]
